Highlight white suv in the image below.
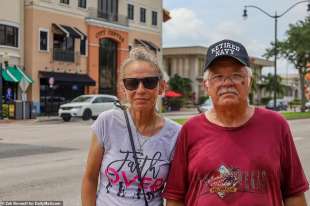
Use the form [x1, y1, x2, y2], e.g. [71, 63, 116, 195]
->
[306, 101, 310, 111]
[58, 94, 118, 122]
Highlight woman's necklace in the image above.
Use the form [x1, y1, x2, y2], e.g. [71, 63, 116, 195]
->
[135, 130, 150, 153]
[134, 115, 158, 153]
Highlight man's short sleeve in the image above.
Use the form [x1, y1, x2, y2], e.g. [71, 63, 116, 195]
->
[163, 125, 188, 202]
[280, 121, 309, 198]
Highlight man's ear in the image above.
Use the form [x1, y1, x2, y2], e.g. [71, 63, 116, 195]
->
[203, 80, 209, 94]
[248, 77, 253, 88]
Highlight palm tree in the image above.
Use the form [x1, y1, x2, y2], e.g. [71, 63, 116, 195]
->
[261, 73, 285, 98]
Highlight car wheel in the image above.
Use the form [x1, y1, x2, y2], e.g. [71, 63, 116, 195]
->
[91, 116, 98, 120]
[82, 109, 92, 121]
[62, 116, 71, 122]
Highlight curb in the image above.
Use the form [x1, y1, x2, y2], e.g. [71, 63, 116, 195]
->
[35, 116, 62, 122]
[0, 119, 16, 124]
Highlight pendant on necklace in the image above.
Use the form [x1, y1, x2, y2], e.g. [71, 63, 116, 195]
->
[137, 147, 143, 154]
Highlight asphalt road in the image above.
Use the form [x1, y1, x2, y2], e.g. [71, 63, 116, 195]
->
[0, 117, 309, 205]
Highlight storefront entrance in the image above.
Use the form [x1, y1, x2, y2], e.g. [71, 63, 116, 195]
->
[99, 38, 117, 95]
[39, 71, 95, 115]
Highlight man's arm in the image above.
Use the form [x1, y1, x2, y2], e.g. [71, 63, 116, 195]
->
[166, 199, 184, 206]
[284, 193, 307, 206]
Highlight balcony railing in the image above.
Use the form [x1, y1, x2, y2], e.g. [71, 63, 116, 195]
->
[86, 7, 129, 27]
[53, 48, 75, 62]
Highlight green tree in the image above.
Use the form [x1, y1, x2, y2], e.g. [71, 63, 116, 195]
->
[168, 74, 193, 98]
[260, 73, 285, 98]
[264, 17, 310, 111]
[249, 69, 259, 104]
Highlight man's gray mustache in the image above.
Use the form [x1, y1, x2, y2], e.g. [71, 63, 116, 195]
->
[218, 87, 239, 96]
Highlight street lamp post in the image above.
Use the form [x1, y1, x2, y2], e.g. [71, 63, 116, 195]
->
[243, 1, 310, 109]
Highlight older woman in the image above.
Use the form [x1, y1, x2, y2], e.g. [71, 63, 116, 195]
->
[81, 47, 181, 206]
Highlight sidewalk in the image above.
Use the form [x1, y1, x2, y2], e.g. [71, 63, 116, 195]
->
[0, 108, 200, 124]
[161, 107, 199, 119]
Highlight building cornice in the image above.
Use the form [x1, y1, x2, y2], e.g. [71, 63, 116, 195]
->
[25, 4, 86, 20]
[85, 18, 129, 32]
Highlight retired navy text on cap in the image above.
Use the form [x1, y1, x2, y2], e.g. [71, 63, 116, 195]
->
[204, 39, 250, 71]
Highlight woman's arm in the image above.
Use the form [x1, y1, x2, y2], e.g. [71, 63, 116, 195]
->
[166, 199, 184, 206]
[81, 134, 104, 206]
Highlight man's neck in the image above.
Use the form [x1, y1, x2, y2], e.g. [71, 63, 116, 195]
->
[206, 104, 255, 128]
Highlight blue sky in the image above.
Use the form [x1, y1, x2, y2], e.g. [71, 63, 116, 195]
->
[163, 0, 309, 74]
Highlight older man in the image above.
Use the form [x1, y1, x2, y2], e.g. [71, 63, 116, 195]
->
[163, 39, 309, 206]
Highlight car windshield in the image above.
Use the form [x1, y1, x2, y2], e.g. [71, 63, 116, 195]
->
[71, 96, 93, 103]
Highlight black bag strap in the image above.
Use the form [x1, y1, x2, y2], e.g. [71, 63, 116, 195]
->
[114, 101, 149, 206]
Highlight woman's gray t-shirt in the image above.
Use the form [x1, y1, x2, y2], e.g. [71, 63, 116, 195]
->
[91, 108, 181, 206]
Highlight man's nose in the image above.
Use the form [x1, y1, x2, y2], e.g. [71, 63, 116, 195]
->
[222, 76, 234, 85]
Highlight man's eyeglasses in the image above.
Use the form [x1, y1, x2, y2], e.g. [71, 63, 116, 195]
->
[123, 76, 160, 91]
[208, 73, 246, 84]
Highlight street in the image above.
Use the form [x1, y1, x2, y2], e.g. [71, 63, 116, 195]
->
[0, 117, 309, 205]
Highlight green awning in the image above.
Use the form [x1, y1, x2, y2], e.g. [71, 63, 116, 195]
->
[14, 66, 34, 83]
[1, 67, 18, 82]
[1, 66, 33, 83]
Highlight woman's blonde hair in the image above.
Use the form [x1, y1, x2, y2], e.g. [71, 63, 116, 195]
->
[120, 46, 163, 79]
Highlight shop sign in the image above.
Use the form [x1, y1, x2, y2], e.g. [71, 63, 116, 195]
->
[19, 77, 30, 92]
[95, 29, 124, 42]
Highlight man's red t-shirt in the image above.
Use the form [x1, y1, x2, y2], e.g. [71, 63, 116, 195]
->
[163, 108, 309, 206]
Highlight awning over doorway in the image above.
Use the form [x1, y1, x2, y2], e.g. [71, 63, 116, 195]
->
[73, 27, 87, 40]
[52, 23, 86, 39]
[39, 71, 95, 86]
[1, 66, 33, 83]
[60, 25, 81, 38]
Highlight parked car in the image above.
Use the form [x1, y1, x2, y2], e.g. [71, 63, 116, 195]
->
[58, 94, 118, 122]
[266, 99, 288, 111]
[306, 101, 310, 111]
[198, 98, 213, 113]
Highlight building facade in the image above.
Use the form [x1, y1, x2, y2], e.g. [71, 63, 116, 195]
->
[0, 0, 24, 67]
[1, 0, 169, 116]
[0, 0, 27, 104]
[24, 0, 94, 114]
[163, 46, 273, 104]
[280, 73, 301, 101]
[86, 0, 129, 98]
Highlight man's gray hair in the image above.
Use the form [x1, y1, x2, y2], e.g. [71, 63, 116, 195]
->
[203, 66, 253, 81]
[120, 46, 163, 79]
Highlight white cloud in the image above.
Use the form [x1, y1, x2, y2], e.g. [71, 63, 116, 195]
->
[163, 8, 258, 51]
[163, 8, 207, 46]
[163, 7, 298, 74]
[163, 8, 246, 46]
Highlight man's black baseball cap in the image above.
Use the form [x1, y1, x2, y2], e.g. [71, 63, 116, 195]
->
[204, 39, 250, 71]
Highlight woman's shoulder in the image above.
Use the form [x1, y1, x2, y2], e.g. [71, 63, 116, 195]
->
[162, 117, 182, 136]
[94, 108, 127, 128]
[96, 108, 123, 121]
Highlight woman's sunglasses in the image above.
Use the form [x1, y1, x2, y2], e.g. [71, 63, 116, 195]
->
[123, 76, 160, 91]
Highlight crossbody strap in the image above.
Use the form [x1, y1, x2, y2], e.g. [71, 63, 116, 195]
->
[114, 101, 149, 206]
